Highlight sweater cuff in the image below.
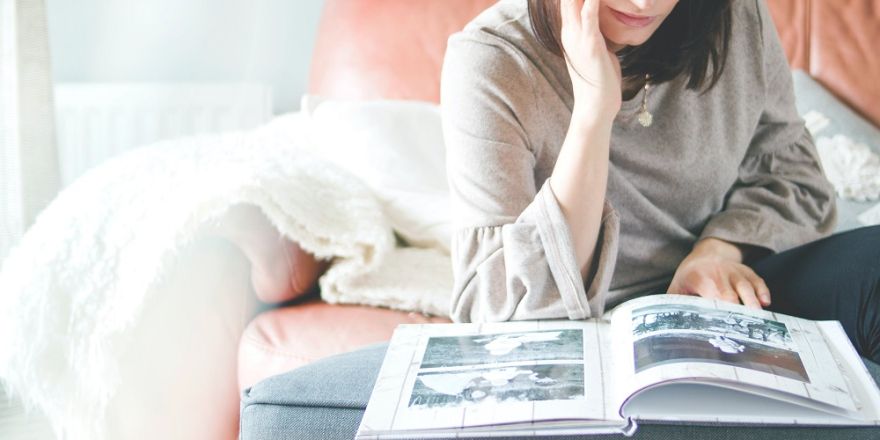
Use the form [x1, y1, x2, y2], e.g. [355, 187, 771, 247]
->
[699, 209, 789, 254]
[532, 181, 620, 319]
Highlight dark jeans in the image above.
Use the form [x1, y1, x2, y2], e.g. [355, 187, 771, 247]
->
[747, 225, 880, 363]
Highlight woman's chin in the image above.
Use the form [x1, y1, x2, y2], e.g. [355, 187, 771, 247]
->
[602, 36, 628, 52]
[602, 26, 652, 48]
[603, 31, 652, 50]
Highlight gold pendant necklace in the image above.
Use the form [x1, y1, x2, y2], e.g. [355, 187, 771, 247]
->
[638, 73, 653, 127]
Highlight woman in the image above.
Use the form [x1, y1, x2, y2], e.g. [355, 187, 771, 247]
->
[440, 0, 879, 362]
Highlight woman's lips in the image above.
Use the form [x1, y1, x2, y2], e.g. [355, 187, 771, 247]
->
[609, 8, 656, 28]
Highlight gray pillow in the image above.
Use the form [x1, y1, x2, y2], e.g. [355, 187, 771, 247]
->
[791, 70, 880, 232]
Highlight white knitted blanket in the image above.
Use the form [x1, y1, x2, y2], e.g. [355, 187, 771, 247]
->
[815, 134, 880, 202]
[0, 113, 451, 439]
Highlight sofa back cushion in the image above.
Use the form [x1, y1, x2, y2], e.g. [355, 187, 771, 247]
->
[307, 0, 495, 102]
[766, 0, 880, 127]
[309, 0, 880, 127]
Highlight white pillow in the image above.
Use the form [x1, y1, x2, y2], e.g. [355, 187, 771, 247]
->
[300, 95, 453, 253]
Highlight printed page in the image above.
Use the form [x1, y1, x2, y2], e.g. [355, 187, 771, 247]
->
[622, 382, 873, 426]
[622, 323, 880, 426]
[608, 295, 860, 418]
[817, 321, 880, 423]
[357, 320, 626, 438]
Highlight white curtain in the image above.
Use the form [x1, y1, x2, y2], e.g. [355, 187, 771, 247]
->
[0, 0, 60, 264]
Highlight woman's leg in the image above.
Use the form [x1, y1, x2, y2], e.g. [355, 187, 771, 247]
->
[108, 238, 257, 440]
[209, 204, 328, 303]
[749, 226, 880, 362]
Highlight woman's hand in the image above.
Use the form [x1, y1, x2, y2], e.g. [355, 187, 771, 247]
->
[667, 238, 771, 309]
[560, 0, 623, 124]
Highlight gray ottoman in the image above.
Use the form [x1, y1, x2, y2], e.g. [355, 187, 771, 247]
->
[240, 343, 880, 440]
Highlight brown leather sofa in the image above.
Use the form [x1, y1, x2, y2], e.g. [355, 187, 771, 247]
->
[769, 0, 880, 126]
[237, 0, 880, 392]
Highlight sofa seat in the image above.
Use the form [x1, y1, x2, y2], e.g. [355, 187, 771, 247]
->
[237, 298, 450, 389]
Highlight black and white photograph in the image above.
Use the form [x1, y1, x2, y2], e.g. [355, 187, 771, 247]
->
[419, 329, 584, 369]
[631, 304, 794, 349]
[408, 363, 586, 409]
[633, 331, 810, 382]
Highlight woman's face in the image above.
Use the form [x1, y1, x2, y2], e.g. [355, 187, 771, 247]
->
[598, 0, 679, 52]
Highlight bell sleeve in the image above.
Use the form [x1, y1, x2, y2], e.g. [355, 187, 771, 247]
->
[698, 0, 837, 253]
[441, 31, 620, 324]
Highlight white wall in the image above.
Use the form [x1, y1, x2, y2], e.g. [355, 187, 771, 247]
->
[46, 0, 324, 114]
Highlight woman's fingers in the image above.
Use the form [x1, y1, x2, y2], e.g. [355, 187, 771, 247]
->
[668, 251, 773, 310]
[745, 270, 771, 306]
[560, 0, 584, 35]
[730, 272, 762, 309]
[580, 0, 600, 30]
[560, 0, 603, 51]
[667, 270, 696, 295]
[558, 0, 623, 115]
[718, 286, 741, 305]
[669, 267, 767, 310]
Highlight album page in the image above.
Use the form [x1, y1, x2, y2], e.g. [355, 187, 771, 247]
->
[356, 320, 630, 439]
[606, 295, 874, 423]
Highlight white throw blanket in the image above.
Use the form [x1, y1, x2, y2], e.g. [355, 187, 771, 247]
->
[815, 134, 880, 202]
[0, 113, 452, 439]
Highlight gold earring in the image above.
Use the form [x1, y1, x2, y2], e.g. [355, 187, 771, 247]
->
[638, 74, 653, 127]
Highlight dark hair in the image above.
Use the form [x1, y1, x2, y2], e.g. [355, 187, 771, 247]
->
[527, 0, 733, 92]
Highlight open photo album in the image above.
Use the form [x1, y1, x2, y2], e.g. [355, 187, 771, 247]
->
[356, 295, 880, 439]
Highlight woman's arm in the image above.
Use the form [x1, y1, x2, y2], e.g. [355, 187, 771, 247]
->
[668, 0, 835, 309]
[550, 0, 622, 279]
[441, 1, 623, 323]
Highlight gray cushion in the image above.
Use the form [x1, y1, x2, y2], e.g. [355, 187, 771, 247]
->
[791, 70, 880, 233]
[240, 343, 880, 440]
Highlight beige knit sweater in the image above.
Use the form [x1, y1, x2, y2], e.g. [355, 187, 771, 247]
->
[440, 0, 836, 323]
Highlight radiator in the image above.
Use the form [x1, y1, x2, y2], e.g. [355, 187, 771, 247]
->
[53, 83, 273, 187]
